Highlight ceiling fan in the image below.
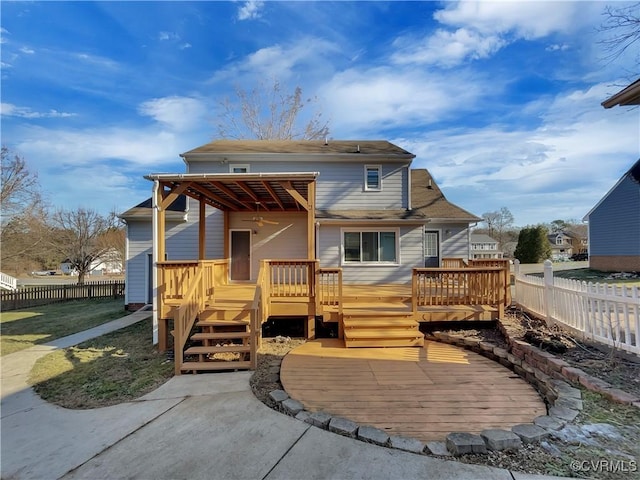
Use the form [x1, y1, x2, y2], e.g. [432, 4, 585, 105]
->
[242, 202, 279, 227]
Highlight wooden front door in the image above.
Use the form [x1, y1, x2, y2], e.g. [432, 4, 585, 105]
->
[230, 230, 251, 281]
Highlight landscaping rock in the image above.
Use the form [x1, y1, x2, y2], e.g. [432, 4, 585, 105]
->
[603, 388, 640, 405]
[579, 374, 613, 393]
[267, 366, 281, 375]
[389, 435, 425, 454]
[307, 411, 332, 428]
[540, 440, 562, 457]
[480, 429, 523, 451]
[264, 373, 280, 383]
[295, 410, 311, 422]
[328, 416, 358, 437]
[269, 389, 289, 403]
[549, 405, 579, 422]
[425, 441, 452, 456]
[582, 423, 623, 441]
[549, 379, 582, 399]
[446, 432, 487, 455]
[281, 398, 304, 416]
[554, 396, 583, 410]
[511, 424, 549, 444]
[533, 415, 566, 431]
[357, 426, 389, 446]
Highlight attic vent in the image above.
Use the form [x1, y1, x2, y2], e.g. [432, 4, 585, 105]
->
[324, 136, 328, 146]
[428, 179, 432, 189]
[356, 144, 360, 153]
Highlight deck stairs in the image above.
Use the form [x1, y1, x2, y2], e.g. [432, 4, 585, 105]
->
[340, 289, 425, 348]
[179, 301, 254, 373]
[343, 310, 424, 348]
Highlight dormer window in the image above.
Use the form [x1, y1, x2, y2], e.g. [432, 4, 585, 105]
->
[364, 165, 382, 191]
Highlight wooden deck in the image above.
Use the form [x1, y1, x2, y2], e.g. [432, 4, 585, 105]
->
[280, 339, 546, 442]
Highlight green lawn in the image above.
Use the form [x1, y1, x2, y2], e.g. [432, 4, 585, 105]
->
[0, 298, 126, 356]
[29, 318, 173, 409]
[533, 268, 640, 287]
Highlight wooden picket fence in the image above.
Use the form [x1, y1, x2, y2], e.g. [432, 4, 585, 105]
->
[514, 261, 640, 355]
[0, 281, 125, 311]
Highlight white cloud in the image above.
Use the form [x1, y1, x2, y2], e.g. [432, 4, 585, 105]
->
[180, 43, 192, 50]
[393, 1, 599, 67]
[211, 37, 340, 83]
[0, 27, 9, 44]
[392, 28, 505, 67]
[319, 67, 484, 135]
[434, 1, 584, 38]
[137, 96, 208, 132]
[158, 31, 180, 41]
[546, 44, 570, 52]
[1, 103, 76, 118]
[238, 1, 264, 21]
[20, 46, 34, 54]
[402, 82, 639, 225]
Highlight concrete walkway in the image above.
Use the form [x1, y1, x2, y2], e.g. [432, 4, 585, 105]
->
[1, 312, 571, 480]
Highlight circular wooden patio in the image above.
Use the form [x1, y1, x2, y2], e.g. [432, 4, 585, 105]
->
[280, 339, 546, 443]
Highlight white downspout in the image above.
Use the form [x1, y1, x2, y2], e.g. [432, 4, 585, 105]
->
[151, 180, 159, 345]
[407, 166, 412, 210]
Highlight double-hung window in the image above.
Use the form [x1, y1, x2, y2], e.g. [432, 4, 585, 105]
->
[364, 165, 382, 191]
[343, 229, 398, 264]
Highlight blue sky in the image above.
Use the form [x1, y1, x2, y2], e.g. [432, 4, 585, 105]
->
[1, 1, 638, 227]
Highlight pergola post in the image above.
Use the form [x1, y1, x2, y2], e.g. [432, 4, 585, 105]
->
[199, 199, 206, 260]
[307, 180, 316, 260]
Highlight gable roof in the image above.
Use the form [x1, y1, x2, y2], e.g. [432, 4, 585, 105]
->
[470, 234, 498, 244]
[410, 169, 481, 222]
[182, 140, 415, 161]
[602, 78, 640, 108]
[119, 194, 188, 220]
[583, 159, 640, 220]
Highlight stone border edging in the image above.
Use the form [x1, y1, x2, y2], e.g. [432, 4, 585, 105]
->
[265, 322, 639, 457]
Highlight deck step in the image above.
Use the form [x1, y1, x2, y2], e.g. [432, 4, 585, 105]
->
[343, 318, 417, 328]
[196, 320, 249, 328]
[344, 337, 424, 348]
[184, 345, 251, 355]
[180, 361, 252, 372]
[344, 329, 424, 339]
[199, 308, 251, 322]
[191, 332, 251, 341]
[343, 310, 412, 317]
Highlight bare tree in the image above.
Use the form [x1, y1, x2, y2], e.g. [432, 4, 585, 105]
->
[216, 79, 329, 140]
[1, 146, 51, 273]
[481, 207, 515, 250]
[599, 2, 640, 68]
[50, 208, 118, 284]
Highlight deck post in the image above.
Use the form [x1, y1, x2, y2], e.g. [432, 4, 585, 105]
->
[307, 180, 316, 259]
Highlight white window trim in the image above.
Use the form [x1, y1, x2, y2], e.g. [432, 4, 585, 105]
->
[229, 163, 250, 173]
[340, 227, 400, 266]
[364, 165, 382, 191]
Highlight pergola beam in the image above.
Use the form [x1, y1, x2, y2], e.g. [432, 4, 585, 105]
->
[279, 181, 309, 211]
[262, 181, 285, 211]
[160, 181, 192, 210]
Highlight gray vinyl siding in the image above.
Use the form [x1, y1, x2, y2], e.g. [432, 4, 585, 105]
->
[228, 212, 307, 280]
[438, 224, 472, 260]
[125, 220, 152, 305]
[589, 175, 640, 256]
[124, 201, 224, 304]
[318, 224, 423, 284]
[188, 160, 409, 210]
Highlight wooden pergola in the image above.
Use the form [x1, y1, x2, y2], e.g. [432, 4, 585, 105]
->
[145, 172, 318, 343]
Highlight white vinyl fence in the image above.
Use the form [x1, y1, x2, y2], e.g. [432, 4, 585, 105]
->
[514, 260, 640, 355]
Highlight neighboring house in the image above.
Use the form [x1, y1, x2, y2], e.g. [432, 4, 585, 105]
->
[120, 140, 480, 310]
[564, 230, 588, 255]
[583, 159, 640, 272]
[60, 248, 124, 276]
[547, 232, 575, 261]
[470, 234, 503, 259]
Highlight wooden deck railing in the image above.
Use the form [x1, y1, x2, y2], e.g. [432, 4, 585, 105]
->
[412, 267, 505, 314]
[316, 267, 343, 315]
[265, 260, 317, 298]
[442, 258, 468, 268]
[468, 259, 511, 305]
[172, 266, 204, 375]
